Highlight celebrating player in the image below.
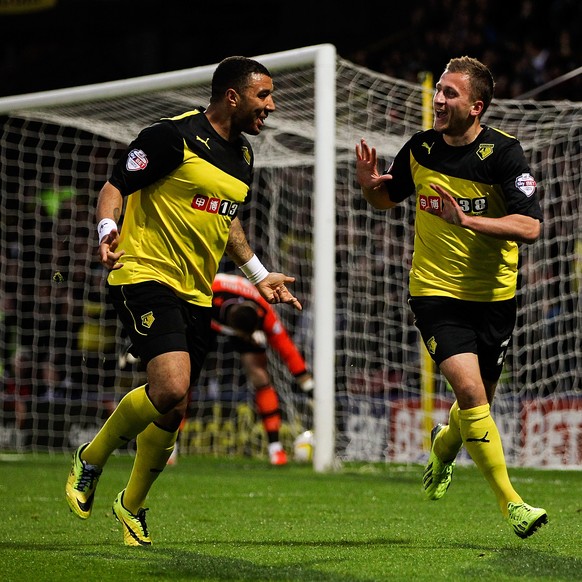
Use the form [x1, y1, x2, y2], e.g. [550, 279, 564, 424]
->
[65, 56, 302, 546]
[355, 56, 547, 538]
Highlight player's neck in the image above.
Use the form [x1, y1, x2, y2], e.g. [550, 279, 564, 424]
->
[443, 122, 483, 147]
[205, 105, 236, 142]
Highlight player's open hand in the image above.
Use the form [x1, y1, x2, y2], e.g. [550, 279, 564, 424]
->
[99, 230, 125, 270]
[355, 138, 393, 190]
[256, 273, 303, 311]
[428, 183, 465, 226]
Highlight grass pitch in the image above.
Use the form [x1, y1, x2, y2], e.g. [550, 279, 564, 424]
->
[1, 453, 580, 581]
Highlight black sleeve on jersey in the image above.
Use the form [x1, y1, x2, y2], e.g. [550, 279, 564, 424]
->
[109, 121, 185, 196]
[493, 140, 544, 221]
[384, 139, 416, 204]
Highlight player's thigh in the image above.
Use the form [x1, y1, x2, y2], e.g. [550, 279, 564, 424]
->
[439, 352, 488, 407]
[477, 298, 516, 383]
[408, 296, 478, 366]
[108, 281, 211, 377]
[147, 351, 192, 396]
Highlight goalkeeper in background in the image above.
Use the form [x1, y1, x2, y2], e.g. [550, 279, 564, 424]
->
[356, 56, 547, 539]
[170, 272, 314, 466]
[65, 56, 303, 547]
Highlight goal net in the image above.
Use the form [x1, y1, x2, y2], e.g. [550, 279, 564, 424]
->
[1, 45, 580, 468]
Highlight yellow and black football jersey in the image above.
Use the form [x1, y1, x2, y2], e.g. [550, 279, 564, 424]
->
[385, 126, 543, 302]
[107, 108, 254, 307]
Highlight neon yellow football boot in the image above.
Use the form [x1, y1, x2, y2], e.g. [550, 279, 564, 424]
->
[423, 424, 455, 500]
[65, 443, 102, 519]
[112, 490, 152, 547]
[507, 502, 548, 538]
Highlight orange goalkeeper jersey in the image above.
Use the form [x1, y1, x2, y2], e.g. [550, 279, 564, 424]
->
[211, 273, 308, 377]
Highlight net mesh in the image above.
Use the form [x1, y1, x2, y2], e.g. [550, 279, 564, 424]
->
[1, 54, 580, 466]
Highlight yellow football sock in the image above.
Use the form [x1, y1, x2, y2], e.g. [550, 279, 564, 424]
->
[123, 422, 179, 513]
[82, 385, 161, 467]
[459, 403, 522, 516]
[434, 400, 463, 463]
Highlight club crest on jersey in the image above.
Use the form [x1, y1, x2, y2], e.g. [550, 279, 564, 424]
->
[515, 173, 536, 197]
[241, 146, 251, 165]
[476, 143, 494, 160]
[126, 149, 148, 171]
[427, 336, 437, 355]
[141, 311, 155, 329]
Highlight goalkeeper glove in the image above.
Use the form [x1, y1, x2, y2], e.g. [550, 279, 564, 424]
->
[295, 372, 314, 396]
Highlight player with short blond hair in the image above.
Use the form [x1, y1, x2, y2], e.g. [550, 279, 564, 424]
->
[356, 56, 547, 538]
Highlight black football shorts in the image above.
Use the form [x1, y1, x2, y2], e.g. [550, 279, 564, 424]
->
[408, 296, 516, 382]
[107, 281, 211, 380]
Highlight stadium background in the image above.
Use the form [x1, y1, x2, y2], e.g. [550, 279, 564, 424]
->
[0, 0, 580, 100]
[1, 2, 580, 465]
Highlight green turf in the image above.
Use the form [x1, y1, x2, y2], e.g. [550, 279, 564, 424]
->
[0, 453, 580, 581]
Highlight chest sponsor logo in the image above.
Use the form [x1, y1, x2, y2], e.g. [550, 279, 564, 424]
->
[515, 173, 536, 197]
[419, 194, 441, 212]
[126, 149, 148, 171]
[191, 195, 240, 217]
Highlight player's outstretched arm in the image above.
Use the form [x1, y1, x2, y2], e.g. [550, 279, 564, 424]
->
[226, 218, 302, 311]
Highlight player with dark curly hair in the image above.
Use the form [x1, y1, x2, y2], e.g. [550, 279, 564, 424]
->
[66, 56, 302, 546]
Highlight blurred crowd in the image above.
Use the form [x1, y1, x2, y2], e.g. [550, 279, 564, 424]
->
[1, 0, 579, 101]
[344, 0, 581, 101]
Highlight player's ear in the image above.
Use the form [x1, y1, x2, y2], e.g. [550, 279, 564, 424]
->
[471, 100, 484, 118]
[226, 88, 239, 108]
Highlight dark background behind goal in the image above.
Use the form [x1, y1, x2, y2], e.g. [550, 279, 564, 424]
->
[1, 0, 580, 100]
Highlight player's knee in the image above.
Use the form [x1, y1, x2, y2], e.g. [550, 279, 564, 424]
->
[149, 381, 190, 414]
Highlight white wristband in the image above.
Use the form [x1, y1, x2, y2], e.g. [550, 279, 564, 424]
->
[239, 255, 269, 285]
[97, 218, 117, 244]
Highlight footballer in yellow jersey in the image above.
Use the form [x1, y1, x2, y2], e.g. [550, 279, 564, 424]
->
[107, 108, 253, 307]
[385, 125, 543, 302]
[356, 56, 547, 539]
[66, 57, 302, 547]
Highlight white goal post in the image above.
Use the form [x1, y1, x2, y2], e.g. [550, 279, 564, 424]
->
[1, 44, 581, 470]
[0, 44, 339, 471]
